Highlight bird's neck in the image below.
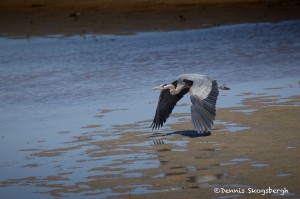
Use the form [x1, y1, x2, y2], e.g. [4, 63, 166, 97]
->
[165, 85, 181, 95]
[170, 88, 179, 95]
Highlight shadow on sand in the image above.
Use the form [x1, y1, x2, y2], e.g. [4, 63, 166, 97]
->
[150, 130, 211, 138]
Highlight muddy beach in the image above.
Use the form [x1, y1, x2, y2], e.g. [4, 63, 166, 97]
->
[0, 0, 300, 36]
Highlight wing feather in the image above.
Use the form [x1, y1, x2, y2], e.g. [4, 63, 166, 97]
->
[191, 106, 205, 132]
[190, 80, 219, 134]
[151, 81, 189, 130]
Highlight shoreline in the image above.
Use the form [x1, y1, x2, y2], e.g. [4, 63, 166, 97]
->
[0, 0, 300, 37]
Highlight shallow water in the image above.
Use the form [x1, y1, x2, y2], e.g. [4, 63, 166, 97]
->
[0, 20, 300, 198]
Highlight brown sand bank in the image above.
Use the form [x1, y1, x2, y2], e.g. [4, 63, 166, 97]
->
[2, 93, 299, 198]
[0, 0, 300, 36]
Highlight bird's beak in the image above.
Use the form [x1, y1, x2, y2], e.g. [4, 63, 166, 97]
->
[219, 85, 230, 90]
[152, 86, 162, 90]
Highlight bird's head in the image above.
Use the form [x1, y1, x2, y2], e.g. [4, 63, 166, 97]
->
[219, 84, 230, 90]
[152, 83, 173, 90]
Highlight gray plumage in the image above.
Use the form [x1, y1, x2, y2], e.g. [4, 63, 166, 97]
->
[151, 74, 219, 135]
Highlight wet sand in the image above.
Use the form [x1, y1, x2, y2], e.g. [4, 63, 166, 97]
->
[0, 0, 300, 36]
[1, 90, 299, 198]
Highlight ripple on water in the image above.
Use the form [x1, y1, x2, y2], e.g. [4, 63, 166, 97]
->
[215, 120, 250, 133]
[251, 163, 270, 167]
[219, 162, 237, 166]
[229, 109, 258, 115]
[286, 146, 296, 149]
[216, 158, 250, 166]
[231, 158, 250, 162]
[276, 173, 291, 177]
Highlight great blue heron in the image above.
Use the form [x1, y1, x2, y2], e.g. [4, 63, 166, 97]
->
[151, 74, 219, 135]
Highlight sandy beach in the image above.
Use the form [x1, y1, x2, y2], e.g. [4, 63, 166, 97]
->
[0, 0, 300, 36]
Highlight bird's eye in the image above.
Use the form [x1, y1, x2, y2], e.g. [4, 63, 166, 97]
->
[183, 79, 193, 86]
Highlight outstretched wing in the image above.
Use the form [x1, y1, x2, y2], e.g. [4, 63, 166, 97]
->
[190, 80, 219, 134]
[151, 81, 189, 130]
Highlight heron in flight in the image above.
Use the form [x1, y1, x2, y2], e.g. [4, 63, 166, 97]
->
[151, 74, 219, 135]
